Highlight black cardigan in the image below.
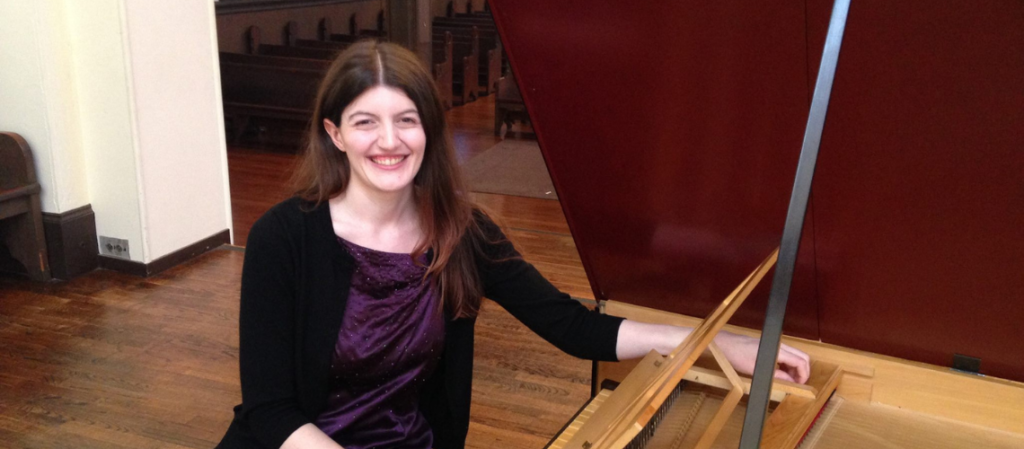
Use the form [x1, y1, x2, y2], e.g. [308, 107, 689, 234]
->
[216, 197, 623, 449]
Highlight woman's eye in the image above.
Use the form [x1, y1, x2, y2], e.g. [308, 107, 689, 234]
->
[400, 117, 419, 124]
[354, 119, 373, 126]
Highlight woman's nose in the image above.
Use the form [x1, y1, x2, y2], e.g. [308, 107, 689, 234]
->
[378, 121, 398, 149]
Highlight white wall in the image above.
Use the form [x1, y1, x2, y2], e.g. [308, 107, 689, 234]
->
[0, 2, 91, 214]
[0, 0, 232, 264]
[64, 0, 147, 259]
[123, 0, 232, 260]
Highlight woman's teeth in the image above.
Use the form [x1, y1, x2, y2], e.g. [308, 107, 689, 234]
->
[371, 156, 406, 166]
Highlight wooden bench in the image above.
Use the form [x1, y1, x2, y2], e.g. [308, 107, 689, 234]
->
[442, 15, 495, 26]
[359, 29, 388, 39]
[219, 51, 329, 72]
[432, 32, 455, 110]
[294, 39, 353, 51]
[0, 132, 50, 281]
[363, 10, 388, 39]
[329, 33, 363, 44]
[219, 48, 327, 142]
[430, 25, 479, 105]
[495, 74, 530, 136]
[247, 26, 340, 60]
[432, 17, 503, 96]
[432, 26, 500, 96]
[445, 0, 478, 17]
[454, 11, 494, 20]
[348, 11, 388, 40]
[317, 14, 387, 42]
[318, 17, 376, 44]
[285, 21, 354, 51]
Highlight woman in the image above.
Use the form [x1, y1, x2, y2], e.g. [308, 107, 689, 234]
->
[217, 41, 810, 449]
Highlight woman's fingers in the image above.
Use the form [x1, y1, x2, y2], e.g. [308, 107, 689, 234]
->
[777, 347, 810, 384]
[773, 368, 796, 383]
[715, 331, 813, 384]
[782, 342, 811, 365]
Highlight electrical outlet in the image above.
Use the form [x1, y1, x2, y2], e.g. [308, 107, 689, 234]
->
[99, 236, 130, 259]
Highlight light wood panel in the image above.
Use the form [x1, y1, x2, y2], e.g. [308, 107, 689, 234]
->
[602, 300, 1024, 437]
[805, 400, 1024, 449]
[551, 385, 761, 449]
[760, 362, 841, 449]
[563, 250, 778, 449]
[547, 389, 613, 449]
[692, 343, 743, 449]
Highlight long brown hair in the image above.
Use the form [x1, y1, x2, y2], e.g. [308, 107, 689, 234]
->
[292, 40, 485, 318]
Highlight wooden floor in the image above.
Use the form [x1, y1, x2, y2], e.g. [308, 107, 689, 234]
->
[0, 94, 591, 448]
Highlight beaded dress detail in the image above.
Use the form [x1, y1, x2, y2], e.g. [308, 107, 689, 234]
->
[314, 237, 444, 449]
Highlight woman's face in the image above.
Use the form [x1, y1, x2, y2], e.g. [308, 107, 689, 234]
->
[325, 86, 427, 196]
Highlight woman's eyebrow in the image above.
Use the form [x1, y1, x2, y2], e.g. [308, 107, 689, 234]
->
[347, 111, 378, 120]
[395, 109, 419, 116]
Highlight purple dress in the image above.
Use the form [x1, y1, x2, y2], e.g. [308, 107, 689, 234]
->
[314, 238, 445, 449]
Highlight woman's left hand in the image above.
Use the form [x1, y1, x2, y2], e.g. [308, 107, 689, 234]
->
[714, 331, 810, 384]
[616, 320, 812, 384]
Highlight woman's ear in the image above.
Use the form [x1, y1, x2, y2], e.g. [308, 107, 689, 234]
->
[323, 118, 345, 152]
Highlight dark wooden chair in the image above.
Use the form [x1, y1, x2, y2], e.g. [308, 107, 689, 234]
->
[495, 73, 530, 136]
[0, 132, 51, 281]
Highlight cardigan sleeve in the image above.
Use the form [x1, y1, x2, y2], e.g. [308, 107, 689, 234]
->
[475, 212, 623, 361]
[237, 210, 311, 447]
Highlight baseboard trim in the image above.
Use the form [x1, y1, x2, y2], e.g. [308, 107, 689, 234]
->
[41, 204, 99, 280]
[98, 229, 231, 277]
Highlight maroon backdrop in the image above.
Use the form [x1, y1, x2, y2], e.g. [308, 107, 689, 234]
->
[488, 0, 1024, 382]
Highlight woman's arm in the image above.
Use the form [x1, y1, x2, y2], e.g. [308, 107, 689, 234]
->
[474, 214, 810, 381]
[281, 424, 345, 449]
[615, 320, 811, 383]
[237, 211, 317, 446]
[475, 215, 623, 362]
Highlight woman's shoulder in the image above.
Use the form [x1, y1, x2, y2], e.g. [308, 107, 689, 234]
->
[259, 196, 325, 222]
[469, 207, 518, 261]
[247, 196, 324, 244]
[470, 207, 503, 236]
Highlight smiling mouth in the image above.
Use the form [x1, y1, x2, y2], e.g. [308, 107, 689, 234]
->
[370, 155, 407, 166]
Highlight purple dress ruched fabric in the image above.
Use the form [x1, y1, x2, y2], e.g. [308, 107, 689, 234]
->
[314, 238, 445, 449]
